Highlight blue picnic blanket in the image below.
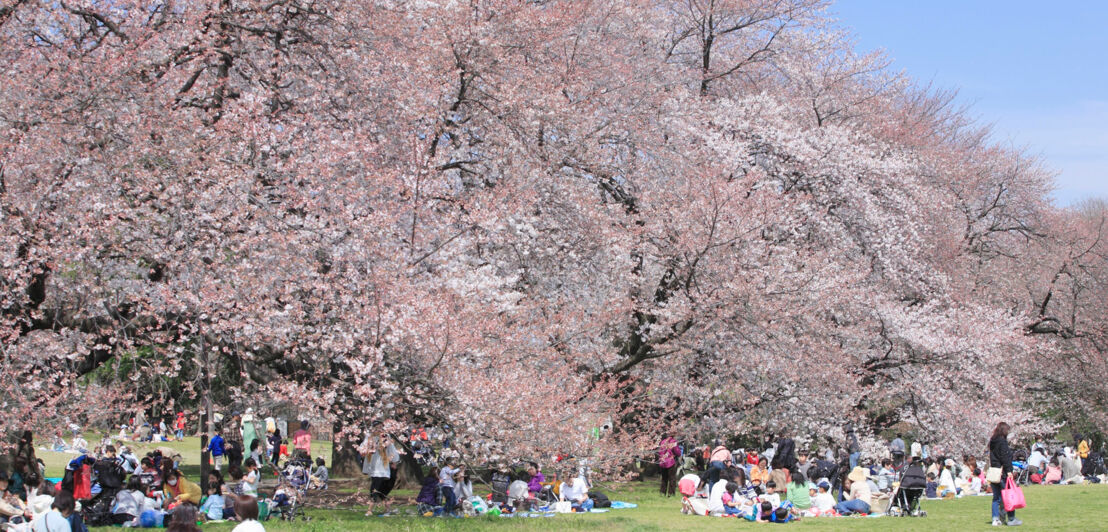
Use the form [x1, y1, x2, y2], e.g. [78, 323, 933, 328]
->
[610, 501, 637, 509]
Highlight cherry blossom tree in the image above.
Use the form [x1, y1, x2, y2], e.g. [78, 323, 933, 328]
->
[1, 0, 1103, 473]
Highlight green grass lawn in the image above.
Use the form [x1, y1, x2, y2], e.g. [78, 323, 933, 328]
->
[41, 438, 1102, 531]
[84, 481, 1105, 531]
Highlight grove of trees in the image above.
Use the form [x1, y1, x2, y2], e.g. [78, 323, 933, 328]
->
[2, 0, 1106, 473]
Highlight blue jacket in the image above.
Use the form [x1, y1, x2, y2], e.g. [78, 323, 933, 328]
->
[209, 435, 225, 456]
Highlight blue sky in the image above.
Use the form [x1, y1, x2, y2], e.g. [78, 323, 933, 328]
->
[832, 0, 1108, 206]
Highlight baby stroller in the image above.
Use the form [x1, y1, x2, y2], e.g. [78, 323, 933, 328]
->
[1084, 452, 1107, 479]
[1013, 460, 1030, 485]
[887, 460, 927, 517]
[272, 457, 312, 521]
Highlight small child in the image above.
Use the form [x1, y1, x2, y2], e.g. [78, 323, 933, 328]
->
[310, 457, 329, 490]
[757, 501, 775, 522]
[968, 468, 983, 494]
[721, 482, 742, 516]
[807, 481, 835, 516]
[242, 458, 259, 496]
[249, 439, 264, 469]
[207, 429, 225, 472]
[199, 480, 225, 520]
[925, 473, 938, 499]
[762, 480, 781, 508]
[877, 459, 895, 492]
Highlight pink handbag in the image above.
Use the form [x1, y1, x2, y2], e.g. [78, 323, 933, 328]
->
[1002, 477, 1026, 512]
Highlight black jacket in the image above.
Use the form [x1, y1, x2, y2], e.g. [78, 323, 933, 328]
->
[776, 438, 797, 471]
[989, 435, 1012, 477]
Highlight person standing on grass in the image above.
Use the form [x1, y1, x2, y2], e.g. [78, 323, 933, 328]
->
[657, 435, 681, 497]
[988, 421, 1021, 527]
[362, 431, 399, 516]
[223, 412, 244, 467]
[267, 430, 282, 468]
[890, 433, 906, 468]
[292, 421, 312, 461]
[208, 428, 226, 472]
[844, 423, 862, 469]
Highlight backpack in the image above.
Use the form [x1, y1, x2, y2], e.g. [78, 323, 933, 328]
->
[809, 460, 837, 482]
[490, 472, 511, 503]
[589, 490, 611, 508]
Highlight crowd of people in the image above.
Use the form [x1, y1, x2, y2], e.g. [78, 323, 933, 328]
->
[5, 414, 1104, 529]
[0, 408, 327, 532]
[359, 426, 620, 518]
[666, 422, 1106, 526]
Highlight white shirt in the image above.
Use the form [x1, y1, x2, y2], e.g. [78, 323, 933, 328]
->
[910, 442, 922, 457]
[707, 479, 728, 513]
[243, 470, 259, 494]
[232, 519, 266, 532]
[939, 469, 957, 492]
[1029, 450, 1048, 470]
[560, 477, 588, 502]
[763, 492, 781, 508]
[32, 510, 71, 532]
[365, 443, 398, 478]
[813, 492, 835, 511]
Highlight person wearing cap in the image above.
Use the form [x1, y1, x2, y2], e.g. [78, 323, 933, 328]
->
[833, 467, 872, 515]
[810, 479, 835, 516]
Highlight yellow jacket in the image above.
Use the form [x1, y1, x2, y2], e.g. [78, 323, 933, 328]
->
[164, 477, 202, 505]
[1078, 440, 1090, 459]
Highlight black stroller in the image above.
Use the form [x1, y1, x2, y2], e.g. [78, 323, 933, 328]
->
[887, 459, 927, 517]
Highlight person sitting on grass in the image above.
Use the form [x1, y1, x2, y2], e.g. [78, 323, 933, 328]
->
[231, 496, 265, 532]
[310, 457, 328, 490]
[925, 472, 938, 498]
[162, 469, 202, 510]
[223, 466, 244, 519]
[199, 478, 224, 521]
[833, 467, 872, 516]
[720, 482, 744, 516]
[30, 490, 74, 532]
[110, 476, 146, 526]
[1044, 457, 1062, 484]
[785, 475, 811, 511]
[762, 480, 781, 508]
[559, 469, 593, 513]
[165, 503, 202, 532]
[750, 457, 770, 492]
[807, 480, 835, 516]
[0, 473, 28, 524]
[876, 459, 895, 492]
[526, 462, 545, 499]
[416, 469, 440, 516]
[707, 473, 729, 516]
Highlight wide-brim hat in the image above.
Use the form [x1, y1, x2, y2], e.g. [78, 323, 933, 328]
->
[847, 466, 869, 483]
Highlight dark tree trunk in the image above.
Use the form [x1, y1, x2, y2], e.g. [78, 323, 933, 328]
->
[329, 420, 363, 478]
[396, 447, 425, 489]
